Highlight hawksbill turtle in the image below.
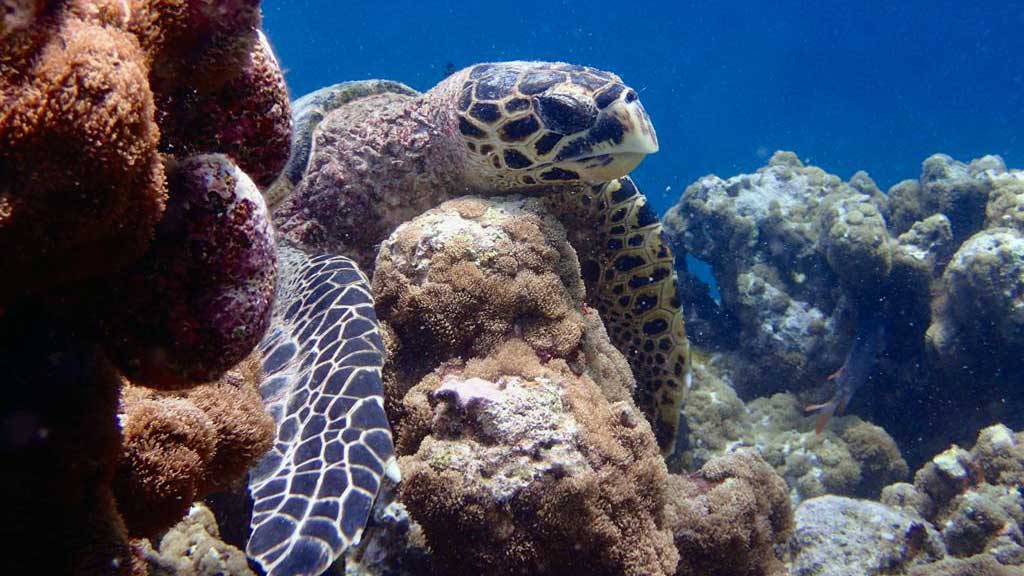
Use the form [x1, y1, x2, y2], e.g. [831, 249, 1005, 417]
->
[247, 62, 692, 576]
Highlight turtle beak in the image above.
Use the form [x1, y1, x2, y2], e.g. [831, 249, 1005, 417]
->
[605, 96, 659, 155]
[566, 95, 657, 181]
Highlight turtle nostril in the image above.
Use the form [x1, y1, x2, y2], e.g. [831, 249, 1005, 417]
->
[625, 90, 638, 103]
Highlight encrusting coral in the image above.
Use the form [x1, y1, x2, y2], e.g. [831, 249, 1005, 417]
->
[0, 0, 289, 573]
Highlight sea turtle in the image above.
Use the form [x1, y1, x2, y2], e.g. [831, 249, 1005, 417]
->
[248, 62, 692, 576]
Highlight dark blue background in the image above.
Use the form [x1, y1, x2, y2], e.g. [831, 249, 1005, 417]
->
[262, 1, 1024, 215]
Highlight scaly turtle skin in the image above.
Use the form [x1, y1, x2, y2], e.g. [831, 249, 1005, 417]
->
[266, 80, 419, 208]
[253, 62, 691, 576]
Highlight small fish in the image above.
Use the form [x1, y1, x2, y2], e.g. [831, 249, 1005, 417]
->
[805, 310, 885, 433]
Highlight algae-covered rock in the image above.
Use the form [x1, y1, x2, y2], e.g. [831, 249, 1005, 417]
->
[679, 359, 907, 503]
[817, 192, 893, 295]
[668, 151, 1024, 471]
[140, 503, 254, 576]
[927, 227, 1024, 365]
[986, 180, 1024, 233]
[880, 425, 1024, 572]
[789, 495, 944, 576]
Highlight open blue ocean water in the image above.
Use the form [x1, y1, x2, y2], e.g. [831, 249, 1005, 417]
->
[262, 0, 1024, 216]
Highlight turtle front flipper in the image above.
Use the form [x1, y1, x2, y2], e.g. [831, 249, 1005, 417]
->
[543, 176, 690, 455]
[247, 242, 397, 576]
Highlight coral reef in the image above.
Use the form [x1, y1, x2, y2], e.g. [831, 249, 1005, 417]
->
[0, 1, 288, 572]
[666, 450, 793, 576]
[882, 425, 1024, 568]
[106, 154, 277, 388]
[115, 354, 275, 536]
[373, 196, 793, 576]
[927, 227, 1024, 370]
[398, 356, 679, 576]
[785, 424, 1024, 575]
[373, 196, 634, 417]
[665, 152, 1024, 467]
[679, 358, 907, 503]
[139, 503, 254, 576]
[1, 0, 166, 302]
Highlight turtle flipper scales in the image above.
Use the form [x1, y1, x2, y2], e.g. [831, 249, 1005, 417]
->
[247, 241, 397, 576]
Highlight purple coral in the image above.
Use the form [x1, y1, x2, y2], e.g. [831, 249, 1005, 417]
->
[109, 154, 277, 388]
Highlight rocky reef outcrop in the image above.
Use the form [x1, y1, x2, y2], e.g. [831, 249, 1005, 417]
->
[679, 357, 908, 503]
[787, 424, 1024, 575]
[665, 151, 1024, 467]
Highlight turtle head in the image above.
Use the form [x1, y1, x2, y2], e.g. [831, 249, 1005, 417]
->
[441, 62, 658, 190]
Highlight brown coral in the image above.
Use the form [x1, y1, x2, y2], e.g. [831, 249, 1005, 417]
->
[666, 450, 793, 576]
[2, 3, 287, 569]
[114, 353, 274, 537]
[373, 196, 592, 396]
[397, 349, 678, 576]
[1, 0, 291, 306]
[0, 1, 166, 303]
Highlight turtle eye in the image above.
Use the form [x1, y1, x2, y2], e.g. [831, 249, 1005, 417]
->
[624, 90, 638, 103]
[535, 93, 596, 135]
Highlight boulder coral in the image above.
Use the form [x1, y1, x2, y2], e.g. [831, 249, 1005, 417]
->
[1, 0, 167, 302]
[398, 352, 679, 576]
[667, 450, 793, 576]
[374, 197, 793, 576]
[373, 196, 633, 411]
[927, 227, 1024, 368]
[0, 0, 289, 572]
[106, 154, 277, 388]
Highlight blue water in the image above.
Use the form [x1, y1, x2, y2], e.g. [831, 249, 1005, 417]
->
[262, 1, 1024, 216]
